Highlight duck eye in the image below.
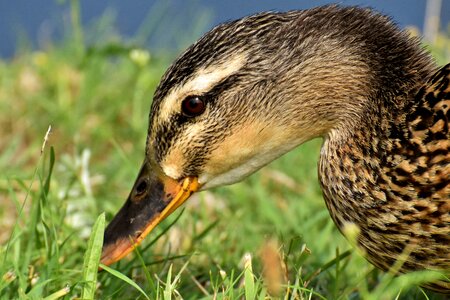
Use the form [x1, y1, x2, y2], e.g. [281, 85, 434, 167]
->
[181, 96, 206, 117]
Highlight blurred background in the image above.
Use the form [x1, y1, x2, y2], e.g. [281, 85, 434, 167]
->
[1, 0, 450, 58]
[0, 1, 449, 298]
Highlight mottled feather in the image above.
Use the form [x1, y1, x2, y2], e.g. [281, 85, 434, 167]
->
[320, 64, 450, 292]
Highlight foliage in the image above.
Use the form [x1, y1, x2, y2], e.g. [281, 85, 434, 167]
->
[0, 3, 449, 299]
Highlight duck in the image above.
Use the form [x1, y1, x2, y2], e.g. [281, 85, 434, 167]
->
[100, 5, 450, 293]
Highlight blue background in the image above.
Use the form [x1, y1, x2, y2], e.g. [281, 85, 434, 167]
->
[1, 0, 449, 58]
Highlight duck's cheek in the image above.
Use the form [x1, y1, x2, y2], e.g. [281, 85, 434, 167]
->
[199, 148, 283, 189]
[198, 134, 306, 190]
[160, 147, 186, 180]
[197, 144, 259, 189]
[199, 159, 260, 190]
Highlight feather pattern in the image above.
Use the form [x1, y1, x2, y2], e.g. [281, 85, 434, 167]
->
[320, 64, 450, 292]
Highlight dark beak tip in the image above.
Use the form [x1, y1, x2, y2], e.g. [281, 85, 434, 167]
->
[100, 160, 199, 266]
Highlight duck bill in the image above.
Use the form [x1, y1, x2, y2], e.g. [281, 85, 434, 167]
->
[101, 159, 200, 266]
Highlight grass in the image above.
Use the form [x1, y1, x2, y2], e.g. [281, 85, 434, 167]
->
[1, 3, 449, 299]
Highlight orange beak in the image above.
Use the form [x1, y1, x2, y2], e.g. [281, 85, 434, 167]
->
[101, 159, 200, 266]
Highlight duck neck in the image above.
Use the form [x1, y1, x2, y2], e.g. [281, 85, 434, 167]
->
[259, 11, 437, 141]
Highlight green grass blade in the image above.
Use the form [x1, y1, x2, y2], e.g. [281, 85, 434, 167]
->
[81, 212, 105, 300]
[43, 147, 55, 195]
[132, 244, 156, 292]
[3, 127, 53, 274]
[304, 249, 352, 282]
[142, 208, 185, 252]
[244, 254, 256, 300]
[164, 264, 173, 300]
[99, 263, 151, 300]
[193, 219, 219, 242]
[43, 285, 70, 300]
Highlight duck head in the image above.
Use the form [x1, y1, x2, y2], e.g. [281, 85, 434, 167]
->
[100, 6, 429, 266]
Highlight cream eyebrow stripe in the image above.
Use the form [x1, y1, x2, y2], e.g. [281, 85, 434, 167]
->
[158, 53, 247, 122]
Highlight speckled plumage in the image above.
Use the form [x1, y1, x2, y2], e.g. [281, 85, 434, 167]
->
[105, 5, 450, 293]
[320, 64, 450, 292]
